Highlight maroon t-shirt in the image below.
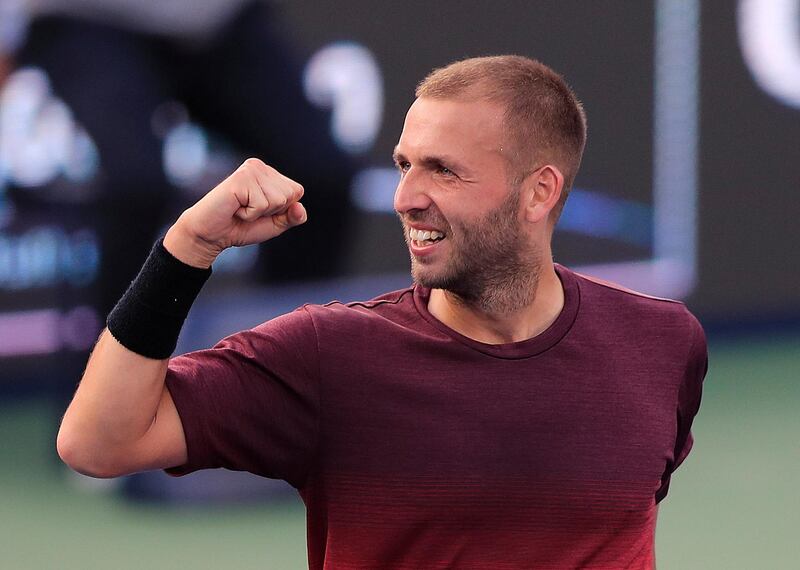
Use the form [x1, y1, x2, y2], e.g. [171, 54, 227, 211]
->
[166, 265, 707, 569]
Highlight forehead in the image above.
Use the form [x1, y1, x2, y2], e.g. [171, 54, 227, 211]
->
[396, 97, 509, 159]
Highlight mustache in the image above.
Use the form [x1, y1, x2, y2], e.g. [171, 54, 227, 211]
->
[397, 209, 451, 232]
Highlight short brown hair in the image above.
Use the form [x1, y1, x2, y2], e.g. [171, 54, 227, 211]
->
[416, 55, 587, 220]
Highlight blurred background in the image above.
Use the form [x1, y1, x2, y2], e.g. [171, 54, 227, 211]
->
[0, 0, 798, 568]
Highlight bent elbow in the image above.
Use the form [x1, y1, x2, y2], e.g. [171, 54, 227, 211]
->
[56, 425, 126, 479]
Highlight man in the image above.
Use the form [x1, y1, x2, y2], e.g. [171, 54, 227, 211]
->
[57, 56, 707, 569]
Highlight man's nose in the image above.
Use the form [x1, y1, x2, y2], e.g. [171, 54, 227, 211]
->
[393, 168, 432, 214]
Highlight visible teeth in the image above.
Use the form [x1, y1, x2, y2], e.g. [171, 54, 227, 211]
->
[409, 228, 444, 242]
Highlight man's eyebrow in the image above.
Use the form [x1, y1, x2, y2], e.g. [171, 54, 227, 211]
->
[419, 154, 470, 175]
[392, 148, 468, 172]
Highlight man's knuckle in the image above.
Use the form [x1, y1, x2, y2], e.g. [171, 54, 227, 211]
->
[243, 157, 263, 169]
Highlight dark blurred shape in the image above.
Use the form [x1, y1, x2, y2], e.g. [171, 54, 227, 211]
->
[17, 1, 354, 319]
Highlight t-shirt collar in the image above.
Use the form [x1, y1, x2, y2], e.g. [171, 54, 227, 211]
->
[412, 264, 580, 359]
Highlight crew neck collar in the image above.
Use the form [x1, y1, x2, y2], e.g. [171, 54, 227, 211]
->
[412, 264, 580, 359]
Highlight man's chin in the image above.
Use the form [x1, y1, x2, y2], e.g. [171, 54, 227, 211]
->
[411, 265, 442, 289]
[411, 264, 457, 291]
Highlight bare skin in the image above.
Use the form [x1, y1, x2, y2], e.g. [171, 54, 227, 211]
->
[57, 158, 306, 477]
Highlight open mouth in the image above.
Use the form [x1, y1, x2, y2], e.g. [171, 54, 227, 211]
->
[408, 227, 446, 247]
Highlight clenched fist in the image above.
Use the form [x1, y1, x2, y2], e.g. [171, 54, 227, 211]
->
[164, 158, 307, 268]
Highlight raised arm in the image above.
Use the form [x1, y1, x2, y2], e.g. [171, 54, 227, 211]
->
[57, 158, 307, 477]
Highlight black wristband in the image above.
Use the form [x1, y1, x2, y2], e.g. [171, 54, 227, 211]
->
[107, 238, 212, 359]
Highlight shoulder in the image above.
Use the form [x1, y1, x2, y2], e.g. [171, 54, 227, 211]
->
[200, 287, 418, 354]
[303, 286, 417, 323]
[295, 286, 427, 347]
[570, 267, 697, 321]
[561, 266, 705, 350]
[561, 266, 708, 383]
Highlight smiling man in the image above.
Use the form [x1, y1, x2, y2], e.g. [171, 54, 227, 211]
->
[57, 56, 707, 569]
[393, 91, 569, 342]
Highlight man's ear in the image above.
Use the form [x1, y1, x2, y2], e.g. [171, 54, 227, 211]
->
[522, 165, 564, 224]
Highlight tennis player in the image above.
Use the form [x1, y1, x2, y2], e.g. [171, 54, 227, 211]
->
[58, 55, 707, 569]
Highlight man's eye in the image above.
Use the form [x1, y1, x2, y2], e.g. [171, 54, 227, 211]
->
[396, 161, 410, 173]
[438, 166, 455, 176]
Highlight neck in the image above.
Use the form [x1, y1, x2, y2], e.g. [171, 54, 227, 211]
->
[428, 261, 564, 344]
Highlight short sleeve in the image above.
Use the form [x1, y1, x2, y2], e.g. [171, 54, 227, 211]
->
[656, 312, 708, 502]
[164, 306, 320, 489]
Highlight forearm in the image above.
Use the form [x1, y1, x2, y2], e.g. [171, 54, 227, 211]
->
[57, 330, 170, 477]
[57, 236, 208, 477]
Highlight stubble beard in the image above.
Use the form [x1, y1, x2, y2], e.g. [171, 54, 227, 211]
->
[404, 187, 543, 314]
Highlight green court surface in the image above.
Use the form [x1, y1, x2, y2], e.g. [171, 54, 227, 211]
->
[1, 333, 797, 569]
